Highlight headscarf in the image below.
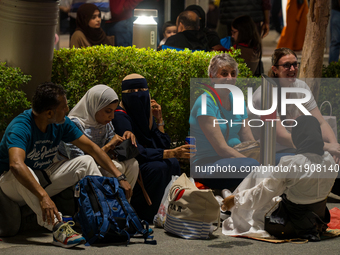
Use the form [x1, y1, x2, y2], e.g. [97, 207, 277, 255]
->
[76, 3, 110, 46]
[185, 5, 206, 30]
[291, 115, 324, 156]
[68, 84, 118, 129]
[121, 74, 152, 147]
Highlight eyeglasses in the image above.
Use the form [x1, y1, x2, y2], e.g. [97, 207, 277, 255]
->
[275, 62, 299, 69]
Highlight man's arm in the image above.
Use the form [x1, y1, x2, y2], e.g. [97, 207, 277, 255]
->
[310, 107, 340, 162]
[71, 135, 132, 199]
[8, 147, 61, 225]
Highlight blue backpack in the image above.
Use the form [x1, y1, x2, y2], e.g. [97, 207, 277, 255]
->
[74, 175, 156, 246]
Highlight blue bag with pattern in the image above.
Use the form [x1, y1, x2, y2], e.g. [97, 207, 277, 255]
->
[74, 175, 156, 246]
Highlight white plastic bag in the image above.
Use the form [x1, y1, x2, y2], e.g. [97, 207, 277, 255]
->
[153, 175, 195, 228]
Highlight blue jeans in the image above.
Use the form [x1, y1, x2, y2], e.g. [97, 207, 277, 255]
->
[329, 9, 340, 63]
[101, 17, 133, 47]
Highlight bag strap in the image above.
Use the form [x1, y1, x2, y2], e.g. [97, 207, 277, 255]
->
[199, 82, 230, 141]
[115, 188, 157, 244]
[137, 170, 152, 206]
[87, 178, 112, 244]
[115, 109, 127, 114]
[320, 101, 332, 116]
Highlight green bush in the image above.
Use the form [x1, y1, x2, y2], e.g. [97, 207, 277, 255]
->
[319, 62, 340, 141]
[0, 63, 31, 132]
[52, 46, 252, 145]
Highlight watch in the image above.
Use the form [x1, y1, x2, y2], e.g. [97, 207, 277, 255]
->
[117, 174, 127, 181]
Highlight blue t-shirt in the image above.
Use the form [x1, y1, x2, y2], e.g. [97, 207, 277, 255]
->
[189, 92, 248, 163]
[0, 109, 83, 175]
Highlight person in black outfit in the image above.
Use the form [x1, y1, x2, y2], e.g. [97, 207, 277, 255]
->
[185, 4, 221, 50]
[164, 10, 209, 51]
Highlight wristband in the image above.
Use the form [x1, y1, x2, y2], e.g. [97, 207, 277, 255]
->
[117, 174, 127, 181]
[158, 120, 165, 126]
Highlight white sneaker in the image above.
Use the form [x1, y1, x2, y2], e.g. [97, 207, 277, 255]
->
[221, 189, 232, 198]
[53, 221, 86, 248]
[215, 195, 231, 221]
[215, 195, 223, 205]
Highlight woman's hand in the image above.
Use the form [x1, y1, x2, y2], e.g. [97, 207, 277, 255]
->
[122, 131, 137, 146]
[164, 144, 196, 159]
[151, 99, 162, 121]
[222, 195, 235, 211]
[107, 134, 124, 149]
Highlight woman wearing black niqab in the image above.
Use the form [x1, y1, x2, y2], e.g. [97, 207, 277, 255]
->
[112, 73, 193, 223]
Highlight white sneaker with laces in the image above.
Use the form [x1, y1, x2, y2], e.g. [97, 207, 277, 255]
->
[53, 221, 86, 248]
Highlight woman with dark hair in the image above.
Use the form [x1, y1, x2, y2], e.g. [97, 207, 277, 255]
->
[112, 74, 193, 223]
[70, 3, 113, 48]
[185, 4, 221, 49]
[249, 48, 340, 161]
[231, 15, 262, 76]
[222, 115, 337, 241]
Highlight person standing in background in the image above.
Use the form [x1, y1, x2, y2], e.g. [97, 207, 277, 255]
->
[207, 0, 219, 30]
[218, 0, 271, 39]
[102, 0, 143, 46]
[276, 0, 308, 51]
[329, 0, 340, 63]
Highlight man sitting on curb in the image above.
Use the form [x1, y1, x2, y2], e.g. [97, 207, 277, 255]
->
[0, 82, 132, 248]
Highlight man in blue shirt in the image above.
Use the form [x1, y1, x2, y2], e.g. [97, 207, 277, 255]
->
[0, 83, 132, 248]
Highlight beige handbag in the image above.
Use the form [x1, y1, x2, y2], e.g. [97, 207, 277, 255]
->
[233, 140, 261, 162]
[320, 101, 337, 140]
[164, 173, 220, 239]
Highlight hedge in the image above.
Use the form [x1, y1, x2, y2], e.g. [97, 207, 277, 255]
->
[318, 61, 340, 140]
[51, 46, 253, 145]
[0, 63, 31, 132]
[2, 47, 340, 144]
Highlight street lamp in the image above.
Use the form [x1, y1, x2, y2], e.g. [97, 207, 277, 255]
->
[133, 9, 158, 50]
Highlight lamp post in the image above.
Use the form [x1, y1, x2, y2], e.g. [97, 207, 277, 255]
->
[133, 9, 158, 50]
[260, 74, 277, 166]
[0, 0, 59, 100]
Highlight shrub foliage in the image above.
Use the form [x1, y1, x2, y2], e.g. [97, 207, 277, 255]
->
[319, 62, 340, 141]
[0, 63, 31, 132]
[52, 46, 252, 144]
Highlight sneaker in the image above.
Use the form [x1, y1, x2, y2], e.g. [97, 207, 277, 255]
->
[221, 189, 232, 199]
[215, 195, 224, 205]
[220, 209, 231, 221]
[53, 221, 86, 248]
[215, 195, 231, 221]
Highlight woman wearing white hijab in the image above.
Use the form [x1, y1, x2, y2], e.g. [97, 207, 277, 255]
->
[58, 84, 139, 189]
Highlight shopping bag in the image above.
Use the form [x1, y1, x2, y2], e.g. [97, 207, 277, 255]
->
[153, 175, 195, 228]
[164, 173, 220, 239]
[320, 101, 337, 140]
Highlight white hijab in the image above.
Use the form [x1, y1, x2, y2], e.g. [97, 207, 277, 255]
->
[68, 84, 119, 129]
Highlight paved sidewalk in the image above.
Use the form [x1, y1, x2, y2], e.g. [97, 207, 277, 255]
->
[1, 199, 340, 255]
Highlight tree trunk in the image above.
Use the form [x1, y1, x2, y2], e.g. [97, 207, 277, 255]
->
[299, 0, 330, 102]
